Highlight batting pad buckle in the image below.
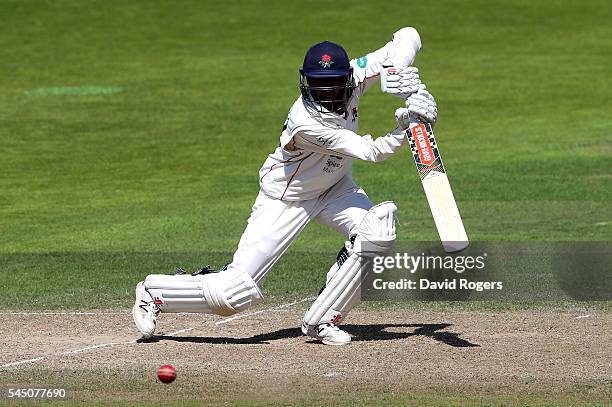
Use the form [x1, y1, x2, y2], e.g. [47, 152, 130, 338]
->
[171, 265, 219, 276]
[191, 265, 217, 276]
[172, 268, 187, 275]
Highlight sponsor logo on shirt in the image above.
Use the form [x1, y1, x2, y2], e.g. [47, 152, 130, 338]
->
[323, 157, 343, 173]
[317, 136, 331, 146]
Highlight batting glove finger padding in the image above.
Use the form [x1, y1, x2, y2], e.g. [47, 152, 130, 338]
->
[405, 87, 438, 124]
[381, 66, 422, 98]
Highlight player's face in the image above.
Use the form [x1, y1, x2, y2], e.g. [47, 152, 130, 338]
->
[307, 76, 348, 103]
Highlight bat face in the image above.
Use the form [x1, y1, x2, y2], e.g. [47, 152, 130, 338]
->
[406, 123, 469, 253]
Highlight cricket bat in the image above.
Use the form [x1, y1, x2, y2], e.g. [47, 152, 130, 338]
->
[405, 121, 469, 252]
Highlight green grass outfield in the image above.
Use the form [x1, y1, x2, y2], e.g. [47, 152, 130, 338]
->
[1, 0, 610, 310]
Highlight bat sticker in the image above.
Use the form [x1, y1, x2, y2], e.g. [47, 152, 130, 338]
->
[406, 123, 445, 180]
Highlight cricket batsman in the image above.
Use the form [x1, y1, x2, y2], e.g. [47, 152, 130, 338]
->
[133, 27, 438, 345]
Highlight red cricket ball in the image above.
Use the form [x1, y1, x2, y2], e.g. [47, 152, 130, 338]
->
[157, 364, 176, 384]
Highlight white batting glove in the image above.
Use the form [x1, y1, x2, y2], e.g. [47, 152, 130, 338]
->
[394, 107, 411, 130]
[405, 85, 437, 125]
[381, 66, 421, 99]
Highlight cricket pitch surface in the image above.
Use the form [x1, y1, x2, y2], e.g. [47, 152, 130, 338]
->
[1, 304, 610, 405]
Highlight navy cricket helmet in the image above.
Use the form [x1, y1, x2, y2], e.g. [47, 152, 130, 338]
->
[299, 41, 355, 114]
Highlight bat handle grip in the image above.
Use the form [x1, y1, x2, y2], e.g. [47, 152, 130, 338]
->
[408, 113, 423, 126]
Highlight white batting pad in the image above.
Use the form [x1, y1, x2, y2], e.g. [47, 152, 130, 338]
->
[354, 201, 397, 254]
[302, 202, 397, 333]
[302, 249, 362, 334]
[145, 268, 263, 315]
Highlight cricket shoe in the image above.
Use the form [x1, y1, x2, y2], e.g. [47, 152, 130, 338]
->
[132, 281, 160, 339]
[303, 322, 352, 346]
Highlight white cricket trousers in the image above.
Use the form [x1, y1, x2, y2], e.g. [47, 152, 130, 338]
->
[227, 175, 373, 285]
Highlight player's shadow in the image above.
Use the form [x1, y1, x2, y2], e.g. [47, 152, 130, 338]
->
[345, 323, 479, 347]
[139, 323, 478, 348]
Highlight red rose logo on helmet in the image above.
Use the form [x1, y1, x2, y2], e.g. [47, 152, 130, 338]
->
[319, 54, 334, 68]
